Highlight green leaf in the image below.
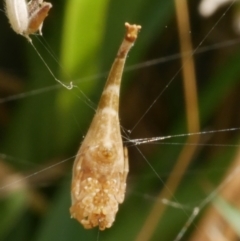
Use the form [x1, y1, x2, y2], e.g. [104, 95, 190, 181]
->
[0, 188, 28, 240]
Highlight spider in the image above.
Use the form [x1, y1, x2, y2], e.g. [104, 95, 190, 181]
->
[70, 23, 141, 230]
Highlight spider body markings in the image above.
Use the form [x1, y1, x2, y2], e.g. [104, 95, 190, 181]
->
[70, 23, 141, 230]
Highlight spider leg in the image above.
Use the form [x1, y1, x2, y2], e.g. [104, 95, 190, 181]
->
[123, 147, 129, 184]
[117, 147, 129, 203]
[71, 155, 84, 204]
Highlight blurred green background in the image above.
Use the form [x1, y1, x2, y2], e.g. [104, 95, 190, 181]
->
[1, 0, 240, 240]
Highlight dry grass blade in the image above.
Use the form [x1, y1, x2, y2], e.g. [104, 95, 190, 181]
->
[135, 0, 200, 240]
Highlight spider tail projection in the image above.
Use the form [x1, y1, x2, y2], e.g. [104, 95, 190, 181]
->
[70, 23, 141, 230]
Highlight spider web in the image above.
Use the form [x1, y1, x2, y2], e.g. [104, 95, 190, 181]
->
[0, 1, 240, 241]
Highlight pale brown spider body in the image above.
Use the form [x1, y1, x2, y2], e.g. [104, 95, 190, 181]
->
[70, 23, 141, 230]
